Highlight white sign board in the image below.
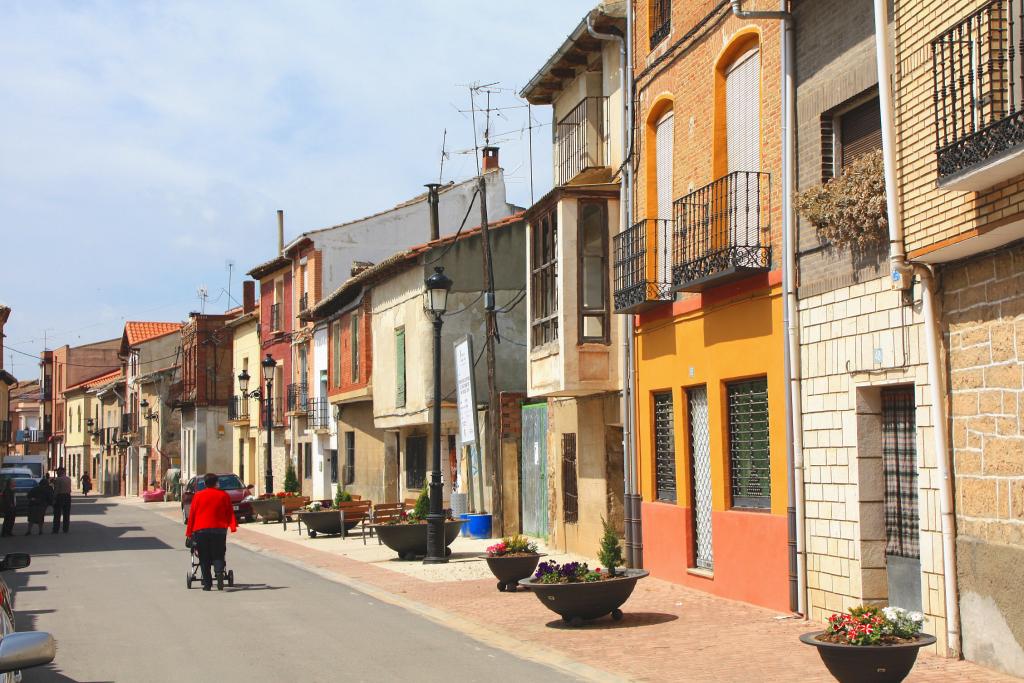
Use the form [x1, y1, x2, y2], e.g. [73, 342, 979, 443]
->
[454, 336, 478, 446]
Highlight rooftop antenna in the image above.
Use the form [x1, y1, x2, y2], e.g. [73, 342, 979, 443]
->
[438, 128, 448, 185]
[197, 286, 209, 314]
[225, 260, 235, 310]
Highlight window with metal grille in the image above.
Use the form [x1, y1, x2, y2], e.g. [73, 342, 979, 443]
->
[653, 391, 676, 502]
[650, 0, 671, 48]
[405, 435, 426, 490]
[303, 443, 312, 480]
[530, 210, 558, 346]
[882, 387, 919, 559]
[344, 431, 355, 486]
[562, 433, 579, 523]
[727, 378, 770, 509]
[329, 448, 338, 484]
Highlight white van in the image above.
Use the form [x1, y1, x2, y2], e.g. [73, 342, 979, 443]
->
[0, 456, 45, 479]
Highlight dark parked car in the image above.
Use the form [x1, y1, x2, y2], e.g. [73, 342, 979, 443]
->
[181, 474, 253, 524]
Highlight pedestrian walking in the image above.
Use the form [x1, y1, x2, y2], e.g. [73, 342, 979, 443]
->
[185, 473, 237, 591]
[52, 467, 72, 534]
[26, 476, 53, 536]
[80, 473, 92, 497]
[1, 480, 16, 537]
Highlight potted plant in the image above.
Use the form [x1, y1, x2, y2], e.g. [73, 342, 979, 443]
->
[484, 535, 544, 592]
[800, 605, 936, 682]
[371, 489, 464, 560]
[518, 519, 648, 626]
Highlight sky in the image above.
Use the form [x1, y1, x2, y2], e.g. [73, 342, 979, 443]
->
[0, 0, 596, 380]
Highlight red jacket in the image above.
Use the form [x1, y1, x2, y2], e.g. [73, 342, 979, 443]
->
[186, 487, 238, 537]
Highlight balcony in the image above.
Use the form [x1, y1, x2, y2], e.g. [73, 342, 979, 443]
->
[933, 0, 1024, 189]
[308, 397, 331, 430]
[555, 97, 608, 186]
[650, 0, 671, 48]
[613, 219, 674, 313]
[299, 292, 309, 313]
[100, 427, 119, 446]
[14, 429, 47, 443]
[286, 382, 309, 414]
[270, 302, 282, 331]
[121, 412, 137, 435]
[672, 171, 771, 292]
[228, 396, 250, 422]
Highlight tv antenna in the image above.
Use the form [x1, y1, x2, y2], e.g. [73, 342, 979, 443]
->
[197, 286, 209, 314]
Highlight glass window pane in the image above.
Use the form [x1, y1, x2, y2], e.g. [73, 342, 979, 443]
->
[582, 315, 604, 339]
[582, 255, 604, 308]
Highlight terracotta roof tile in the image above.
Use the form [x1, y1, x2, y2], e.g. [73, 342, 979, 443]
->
[65, 369, 122, 392]
[124, 321, 182, 346]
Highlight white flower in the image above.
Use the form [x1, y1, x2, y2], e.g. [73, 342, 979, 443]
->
[908, 611, 923, 624]
[882, 606, 902, 620]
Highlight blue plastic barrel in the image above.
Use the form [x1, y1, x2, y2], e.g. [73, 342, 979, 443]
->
[458, 513, 471, 537]
[466, 513, 493, 539]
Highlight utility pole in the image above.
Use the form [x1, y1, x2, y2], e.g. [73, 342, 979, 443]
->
[477, 173, 503, 534]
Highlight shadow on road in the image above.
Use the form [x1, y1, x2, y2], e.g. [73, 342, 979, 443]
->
[544, 612, 679, 630]
[222, 582, 285, 592]
[1, 521, 171, 556]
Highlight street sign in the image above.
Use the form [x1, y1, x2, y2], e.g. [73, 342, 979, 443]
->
[454, 336, 478, 446]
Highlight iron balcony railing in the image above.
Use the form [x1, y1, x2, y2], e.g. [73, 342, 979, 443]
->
[613, 218, 674, 313]
[308, 397, 331, 429]
[14, 429, 47, 443]
[270, 302, 282, 331]
[555, 96, 608, 186]
[286, 382, 308, 413]
[228, 395, 250, 421]
[100, 427, 119, 446]
[650, 0, 671, 48]
[672, 171, 771, 292]
[299, 292, 309, 312]
[121, 412, 137, 434]
[933, 0, 1024, 179]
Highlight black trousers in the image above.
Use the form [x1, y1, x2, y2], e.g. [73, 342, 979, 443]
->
[193, 528, 227, 588]
[1, 509, 14, 536]
[52, 494, 71, 532]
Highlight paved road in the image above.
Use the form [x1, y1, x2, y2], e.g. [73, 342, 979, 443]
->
[0, 497, 578, 683]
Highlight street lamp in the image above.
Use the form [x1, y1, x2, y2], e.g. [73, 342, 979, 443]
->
[261, 354, 277, 495]
[423, 266, 452, 565]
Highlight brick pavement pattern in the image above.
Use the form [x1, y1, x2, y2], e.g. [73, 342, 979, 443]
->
[224, 522, 1017, 682]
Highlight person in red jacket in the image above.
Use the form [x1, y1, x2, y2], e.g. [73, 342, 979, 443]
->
[185, 473, 237, 591]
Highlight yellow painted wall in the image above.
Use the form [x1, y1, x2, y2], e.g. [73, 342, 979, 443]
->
[635, 283, 788, 517]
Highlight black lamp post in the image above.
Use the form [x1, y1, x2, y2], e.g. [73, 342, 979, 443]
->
[238, 357, 276, 494]
[423, 266, 453, 565]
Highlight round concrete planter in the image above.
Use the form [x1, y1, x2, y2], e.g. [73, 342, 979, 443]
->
[518, 569, 649, 625]
[250, 498, 283, 523]
[372, 520, 464, 560]
[297, 510, 360, 538]
[485, 553, 544, 592]
[799, 632, 936, 682]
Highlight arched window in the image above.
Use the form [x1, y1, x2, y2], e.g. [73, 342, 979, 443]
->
[654, 108, 675, 285]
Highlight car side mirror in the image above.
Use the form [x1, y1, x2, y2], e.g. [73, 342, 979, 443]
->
[0, 632, 55, 673]
[0, 554, 30, 572]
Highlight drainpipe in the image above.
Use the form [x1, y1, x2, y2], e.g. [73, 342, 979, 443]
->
[872, 0, 961, 657]
[731, 0, 805, 616]
[588, 10, 641, 568]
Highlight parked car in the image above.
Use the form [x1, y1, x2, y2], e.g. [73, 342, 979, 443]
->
[180, 474, 254, 524]
[0, 471, 39, 517]
[0, 553, 56, 681]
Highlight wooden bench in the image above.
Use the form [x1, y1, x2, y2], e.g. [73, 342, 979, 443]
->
[370, 502, 406, 544]
[338, 500, 373, 542]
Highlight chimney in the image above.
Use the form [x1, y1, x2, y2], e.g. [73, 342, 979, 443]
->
[425, 183, 441, 241]
[277, 210, 284, 255]
[482, 146, 500, 172]
[242, 281, 256, 314]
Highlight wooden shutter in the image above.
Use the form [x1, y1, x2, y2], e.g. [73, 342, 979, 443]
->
[726, 49, 760, 175]
[840, 97, 882, 169]
[655, 111, 674, 285]
[395, 328, 406, 407]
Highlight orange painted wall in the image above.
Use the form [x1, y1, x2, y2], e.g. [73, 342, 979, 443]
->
[634, 277, 789, 611]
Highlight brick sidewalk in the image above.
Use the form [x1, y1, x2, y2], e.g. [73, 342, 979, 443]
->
[214, 519, 1016, 683]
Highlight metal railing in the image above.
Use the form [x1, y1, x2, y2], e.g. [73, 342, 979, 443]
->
[14, 429, 46, 443]
[121, 412, 136, 434]
[228, 396, 250, 421]
[286, 382, 308, 413]
[650, 0, 671, 48]
[299, 292, 309, 312]
[672, 171, 771, 292]
[933, 0, 1024, 178]
[555, 97, 608, 185]
[613, 218, 674, 313]
[308, 397, 331, 429]
[270, 303, 282, 331]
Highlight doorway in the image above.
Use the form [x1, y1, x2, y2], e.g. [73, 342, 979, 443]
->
[520, 403, 549, 538]
[881, 386, 922, 612]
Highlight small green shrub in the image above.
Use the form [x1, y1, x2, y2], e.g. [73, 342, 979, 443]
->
[283, 460, 300, 494]
[406, 488, 430, 522]
[597, 517, 624, 577]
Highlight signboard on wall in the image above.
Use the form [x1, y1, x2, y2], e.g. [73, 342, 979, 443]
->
[454, 335, 478, 446]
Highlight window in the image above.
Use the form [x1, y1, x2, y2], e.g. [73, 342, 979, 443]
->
[578, 201, 609, 343]
[823, 95, 881, 182]
[332, 320, 342, 387]
[395, 327, 406, 407]
[650, 0, 671, 48]
[530, 209, 558, 346]
[653, 391, 676, 502]
[238, 439, 245, 482]
[344, 431, 355, 486]
[562, 433, 579, 523]
[350, 311, 360, 383]
[405, 435, 426, 489]
[655, 109, 674, 285]
[329, 448, 338, 484]
[303, 443, 312, 480]
[727, 378, 770, 509]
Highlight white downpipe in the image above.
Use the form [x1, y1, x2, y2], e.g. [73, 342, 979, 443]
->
[731, 0, 806, 617]
[872, 0, 961, 657]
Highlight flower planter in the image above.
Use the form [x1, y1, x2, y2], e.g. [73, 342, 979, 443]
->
[371, 521, 464, 560]
[297, 510, 361, 538]
[251, 497, 307, 523]
[518, 569, 648, 626]
[799, 632, 937, 683]
[485, 554, 543, 592]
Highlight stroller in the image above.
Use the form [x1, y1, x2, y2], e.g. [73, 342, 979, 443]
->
[185, 536, 235, 590]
